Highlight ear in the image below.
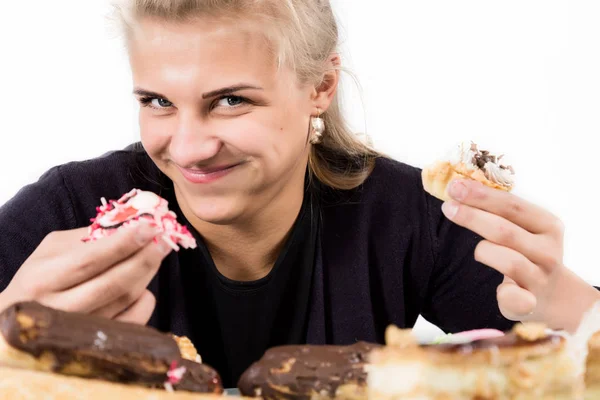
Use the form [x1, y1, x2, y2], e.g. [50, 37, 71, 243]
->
[310, 53, 341, 113]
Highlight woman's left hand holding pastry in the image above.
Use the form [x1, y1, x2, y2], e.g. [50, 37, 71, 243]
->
[441, 179, 600, 333]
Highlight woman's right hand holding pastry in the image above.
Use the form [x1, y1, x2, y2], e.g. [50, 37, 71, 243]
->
[0, 222, 172, 324]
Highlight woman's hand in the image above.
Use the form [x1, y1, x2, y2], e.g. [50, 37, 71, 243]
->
[0, 222, 172, 324]
[442, 179, 599, 333]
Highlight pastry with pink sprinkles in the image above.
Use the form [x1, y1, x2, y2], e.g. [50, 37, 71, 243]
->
[82, 189, 197, 251]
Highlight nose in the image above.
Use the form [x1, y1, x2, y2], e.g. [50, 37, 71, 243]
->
[169, 109, 222, 168]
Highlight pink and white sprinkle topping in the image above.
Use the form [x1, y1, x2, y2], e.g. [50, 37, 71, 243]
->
[453, 329, 505, 341]
[432, 328, 505, 345]
[167, 360, 187, 385]
[82, 189, 197, 251]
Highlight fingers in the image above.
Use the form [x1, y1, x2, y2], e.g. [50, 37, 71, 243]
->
[36, 228, 90, 257]
[496, 279, 537, 321]
[47, 238, 171, 313]
[44, 222, 163, 291]
[474, 240, 545, 290]
[443, 201, 538, 258]
[115, 290, 156, 325]
[444, 200, 561, 268]
[91, 288, 145, 319]
[446, 179, 562, 235]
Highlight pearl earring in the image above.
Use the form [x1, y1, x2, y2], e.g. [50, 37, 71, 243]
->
[310, 108, 325, 145]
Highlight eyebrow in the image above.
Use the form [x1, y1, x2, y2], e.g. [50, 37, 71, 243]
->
[133, 88, 167, 98]
[201, 84, 263, 99]
[132, 85, 263, 100]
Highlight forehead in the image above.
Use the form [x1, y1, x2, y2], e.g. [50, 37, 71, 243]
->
[128, 17, 285, 92]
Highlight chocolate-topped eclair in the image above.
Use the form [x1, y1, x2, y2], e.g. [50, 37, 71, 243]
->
[238, 342, 380, 399]
[0, 301, 222, 394]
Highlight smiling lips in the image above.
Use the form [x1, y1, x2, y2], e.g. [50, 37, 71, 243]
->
[177, 162, 242, 184]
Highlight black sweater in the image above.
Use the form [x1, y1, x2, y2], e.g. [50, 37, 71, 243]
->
[0, 144, 514, 369]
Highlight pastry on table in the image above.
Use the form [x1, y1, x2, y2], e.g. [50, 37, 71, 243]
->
[585, 331, 600, 399]
[0, 301, 223, 399]
[431, 328, 505, 344]
[422, 142, 515, 201]
[367, 323, 582, 400]
[0, 367, 225, 400]
[571, 300, 600, 399]
[235, 301, 600, 399]
[173, 334, 203, 363]
[585, 332, 600, 399]
[238, 342, 379, 399]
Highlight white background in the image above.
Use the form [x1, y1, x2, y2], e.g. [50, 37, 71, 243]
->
[1, 1, 599, 339]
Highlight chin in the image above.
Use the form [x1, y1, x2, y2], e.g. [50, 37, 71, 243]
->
[182, 193, 247, 225]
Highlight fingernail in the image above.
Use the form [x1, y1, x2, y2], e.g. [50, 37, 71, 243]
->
[448, 180, 468, 201]
[135, 223, 160, 245]
[442, 201, 459, 219]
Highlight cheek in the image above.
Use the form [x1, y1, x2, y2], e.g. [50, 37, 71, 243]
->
[220, 110, 309, 168]
[138, 112, 171, 156]
[269, 107, 311, 162]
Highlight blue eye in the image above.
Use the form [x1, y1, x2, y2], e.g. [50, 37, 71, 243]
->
[216, 96, 245, 107]
[151, 98, 173, 108]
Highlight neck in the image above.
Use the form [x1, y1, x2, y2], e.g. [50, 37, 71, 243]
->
[176, 170, 307, 281]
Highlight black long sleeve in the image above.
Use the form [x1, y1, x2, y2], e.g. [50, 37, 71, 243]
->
[420, 191, 514, 332]
[0, 166, 78, 291]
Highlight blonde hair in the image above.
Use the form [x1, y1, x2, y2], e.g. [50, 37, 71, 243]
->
[112, 0, 380, 190]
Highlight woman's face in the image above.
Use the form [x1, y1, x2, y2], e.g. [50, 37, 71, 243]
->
[129, 18, 320, 224]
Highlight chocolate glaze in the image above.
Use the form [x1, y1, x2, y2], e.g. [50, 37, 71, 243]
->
[0, 302, 222, 393]
[238, 342, 379, 399]
[176, 359, 222, 393]
[100, 213, 154, 230]
[423, 332, 562, 354]
[470, 144, 514, 174]
[473, 150, 495, 170]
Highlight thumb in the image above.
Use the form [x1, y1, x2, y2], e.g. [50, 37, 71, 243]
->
[497, 277, 537, 321]
[115, 290, 156, 325]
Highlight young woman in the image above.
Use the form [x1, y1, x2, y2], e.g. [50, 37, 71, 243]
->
[0, 0, 597, 387]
